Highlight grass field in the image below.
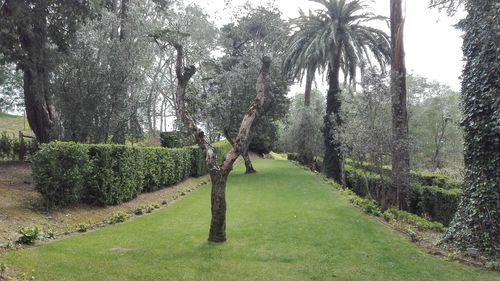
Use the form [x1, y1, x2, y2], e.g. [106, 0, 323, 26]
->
[0, 112, 31, 135]
[1, 159, 497, 280]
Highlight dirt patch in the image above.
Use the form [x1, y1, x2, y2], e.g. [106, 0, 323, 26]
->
[0, 161, 209, 246]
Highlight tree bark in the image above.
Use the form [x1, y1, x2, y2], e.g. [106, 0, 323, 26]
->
[390, 0, 410, 210]
[323, 43, 344, 184]
[304, 67, 315, 107]
[224, 130, 256, 174]
[14, 0, 62, 143]
[167, 40, 271, 243]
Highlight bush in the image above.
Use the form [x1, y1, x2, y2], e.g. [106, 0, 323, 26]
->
[414, 185, 462, 226]
[134, 207, 144, 215]
[17, 226, 42, 245]
[383, 208, 446, 233]
[159, 131, 193, 148]
[32, 142, 90, 207]
[86, 144, 144, 205]
[78, 223, 88, 233]
[110, 211, 128, 224]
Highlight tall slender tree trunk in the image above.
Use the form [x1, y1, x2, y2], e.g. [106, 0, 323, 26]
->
[304, 67, 315, 107]
[16, 0, 62, 143]
[323, 44, 344, 184]
[442, 0, 499, 258]
[390, 0, 410, 210]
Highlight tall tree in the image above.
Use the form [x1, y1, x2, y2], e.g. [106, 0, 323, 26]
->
[390, 0, 410, 209]
[0, 0, 90, 143]
[284, 0, 390, 183]
[164, 38, 271, 242]
[430, 0, 499, 258]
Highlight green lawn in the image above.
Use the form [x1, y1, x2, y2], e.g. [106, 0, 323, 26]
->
[1, 159, 498, 280]
[0, 112, 31, 135]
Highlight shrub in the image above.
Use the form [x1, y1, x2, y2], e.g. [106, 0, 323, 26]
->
[109, 211, 128, 224]
[146, 204, 154, 213]
[17, 226, 42, 245]
[86, 145, 144, 205]
[134, 207, 144, 215]
[384, 208, 446, 233]
[32, 142, 90, 208]
[78, 223, 88, 233]
[159, 131, 193, 148]
[413, 185, 462, 226]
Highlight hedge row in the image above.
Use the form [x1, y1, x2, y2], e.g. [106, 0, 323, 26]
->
[344, 164, 462, 226]
[0, 131, 38, 161]
[288, 154, 461, 226]
[32, 140, 231, 207]
[344, 159, 463, 190]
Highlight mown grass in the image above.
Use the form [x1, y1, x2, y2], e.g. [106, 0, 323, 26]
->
[0, 112, 31, 135]
[1, 159, 498, 280]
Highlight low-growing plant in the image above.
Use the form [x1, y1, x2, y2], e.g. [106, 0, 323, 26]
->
[45, 228, 56, 239]
[78, 223, 88, 233]
[153, 203, 160, 209]
[134, 207, 144, 215]
[161, 200, 168, 205]
[109, 212, 128, 224]
[485, 261, 500, 272]
[146, 204, 154, 213]
[17, 226, 41, 245]
[384, 208, 446, 233]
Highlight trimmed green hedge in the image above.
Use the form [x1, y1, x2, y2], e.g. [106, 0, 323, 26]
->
[32, 140, 231, 208]
[288, 155, 461, 226]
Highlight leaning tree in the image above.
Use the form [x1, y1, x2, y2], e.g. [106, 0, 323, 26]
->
[154, 31, 272, 242]
[284, 0, 391, 183]
[430, 0, 499, 258]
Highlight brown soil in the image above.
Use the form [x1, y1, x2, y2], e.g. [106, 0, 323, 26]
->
[0, 161, 209, 245]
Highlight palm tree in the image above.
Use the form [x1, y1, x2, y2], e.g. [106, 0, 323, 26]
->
[283, 0, 391, 183]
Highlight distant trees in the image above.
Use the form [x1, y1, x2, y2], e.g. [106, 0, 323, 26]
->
[283, 0, 390, 184]
[0, 63, 23, 113]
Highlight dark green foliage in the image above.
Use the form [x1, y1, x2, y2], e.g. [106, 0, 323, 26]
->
[440, 0, 500, 258]
[78, 223, 88, 233]
[31, 140, 232, 207]
[86, 145, 144, 205]
[17, 226, 42, 245]
[159, 131, 194, 148]
[32, 142, 90, 208]
[414, 185, 462, 225]
[384, 208, 446, 233]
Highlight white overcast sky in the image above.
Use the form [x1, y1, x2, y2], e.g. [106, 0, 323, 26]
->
[189, 0, 464, 92]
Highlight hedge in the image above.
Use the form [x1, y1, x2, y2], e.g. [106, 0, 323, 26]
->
[287, 155, 461, 226]
[32, 140, 231, 208]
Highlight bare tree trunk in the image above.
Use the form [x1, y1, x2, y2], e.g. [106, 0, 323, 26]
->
[304, 67, 315, 107]
[390, 0, 410, 210]
[242, 149, 256, 174]
[165, 40, 271, 243]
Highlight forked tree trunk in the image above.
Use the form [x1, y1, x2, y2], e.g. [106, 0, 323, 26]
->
[167, 40, 271, 242]
[390, 0, 410, 210]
